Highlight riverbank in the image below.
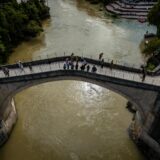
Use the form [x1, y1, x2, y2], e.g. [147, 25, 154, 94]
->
[0, 99, 17, 147]
[0, 0, 50, 64]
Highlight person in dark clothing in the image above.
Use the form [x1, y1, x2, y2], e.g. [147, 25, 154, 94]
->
[99, 52, 103, 60]
[71, 63, 74, 70]
[63, 63, 66, 70]
[2, 67, 6, 76]
[110, 60, 113, 70]
[87, 65, 90, 72]
[17, 61, 24, 71]
[28, 63, 32, 71]
[75, 62, 78, 70]
[141, 65, 146, 81]
[92, 65, 97, 73]
[70, 53, 74, 62]
[101, 59, 104, 68]
[141, 65, 145, 74]
[4, 67, 9, 77]
[80, 65, 85, 71]
[142, 72, 146, 82]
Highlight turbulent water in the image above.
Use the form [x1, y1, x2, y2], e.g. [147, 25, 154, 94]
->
[0, 0, 156, 160]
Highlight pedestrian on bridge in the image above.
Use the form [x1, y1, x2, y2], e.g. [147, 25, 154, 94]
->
[28, 63, 32, 71]
[17, 61, 24, 71]
[99, 52, 103, 60]
[142, 72, 146, 82]
[71, 53, 74, 62]
[76, 56, 79, 63]
[101, 59, 104, 68]
[3, 67, 9, 77]
[75, 62, 79, 70]
[87, 65, 90, 72]
[80, 64, 85, 71]
[71, 63, 74, 70]
[92, 65, 97, 73]
[110, 60, 114, 70]
[63, 63, 66, 70]
[65, 58, 69, 69]
[141, 65, 146, 82]
[1, 67, 6, 76]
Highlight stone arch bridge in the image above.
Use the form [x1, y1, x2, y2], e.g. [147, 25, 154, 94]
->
[0, 55, 160, 159]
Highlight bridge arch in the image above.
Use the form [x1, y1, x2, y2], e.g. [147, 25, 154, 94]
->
[2, 70, 156, 123]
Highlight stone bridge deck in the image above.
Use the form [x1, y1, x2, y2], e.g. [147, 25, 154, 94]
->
[0, 56, 160, 88]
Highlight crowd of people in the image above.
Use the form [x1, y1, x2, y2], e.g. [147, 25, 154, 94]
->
[63, 53, 100, 73]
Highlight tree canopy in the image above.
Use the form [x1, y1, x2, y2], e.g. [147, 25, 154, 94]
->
[0, 0, 50, 63]
[148, 0, 160, 37]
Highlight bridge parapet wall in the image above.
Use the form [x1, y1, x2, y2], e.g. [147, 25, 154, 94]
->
[0, 56, 158, 76]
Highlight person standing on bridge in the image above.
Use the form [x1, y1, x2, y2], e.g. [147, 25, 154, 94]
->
[101, 59, 104, 68]
[110, 60, 114, 70]
[2, 67, 6, 76]
[80, 64, 85, 71]
[28, 63, 32, 71]
[141, 65, 146, 82]
[75, 62, 79, 70]
[70, 53, 74, 62]
[142, 72, 146, 82]
[63, 63, 66, 70]
[71, 62, 74, 70]
[92, 65, 97, 73]
[87, 65, 90, 72]
[17, 61, 24, 71]
[4, 67, 9, 77]
[99, 52, 103, 60]
[65, 58, 69, 69]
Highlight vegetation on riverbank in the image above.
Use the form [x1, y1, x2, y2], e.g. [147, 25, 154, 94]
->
[0, 0, 50, 64]
[142, 0, 160, 70]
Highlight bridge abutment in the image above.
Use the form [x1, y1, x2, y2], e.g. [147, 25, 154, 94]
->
[0, 98, 17, 146]
[129, 110, 160, 160]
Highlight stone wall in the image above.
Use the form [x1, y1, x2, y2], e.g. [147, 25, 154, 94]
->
[0, 99, 17, 146]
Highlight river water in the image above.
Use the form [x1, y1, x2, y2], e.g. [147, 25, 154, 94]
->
[0, 0, 156, 160]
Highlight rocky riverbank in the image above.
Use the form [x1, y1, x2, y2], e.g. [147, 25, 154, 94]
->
[0, 99, 17, 146]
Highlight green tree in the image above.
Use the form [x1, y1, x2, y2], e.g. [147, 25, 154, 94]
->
[0, 0, 50, 64]
[148, 0, 160, 37]
[24, 20, 43, 37]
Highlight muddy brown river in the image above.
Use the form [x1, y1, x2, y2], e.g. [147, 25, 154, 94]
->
[0, 0, 156, 160]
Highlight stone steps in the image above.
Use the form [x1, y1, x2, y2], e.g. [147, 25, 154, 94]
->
[106, 0, 157, 20]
